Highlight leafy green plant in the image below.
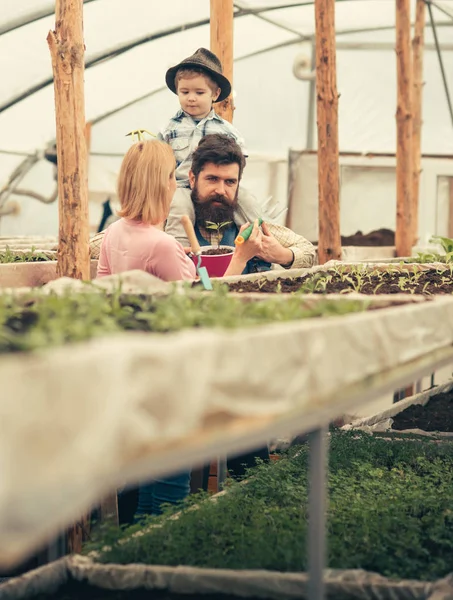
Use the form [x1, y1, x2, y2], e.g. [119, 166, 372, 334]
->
[413, 236, 453, 264]
[0, 286, 370, 355]
[89, 432, 453, 582]
[0, 247, 53, 263]
[205, 220, 233, 248]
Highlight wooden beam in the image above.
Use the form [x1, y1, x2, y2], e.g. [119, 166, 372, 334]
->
[315, 0, 341, 264]
[210, 0, 234, 123]
[66, 514, 90, 554]
[100, 493, 119, 527]
[47, 0, 90, 280]
[412, 0, 426, 245]
[395, 0, 413, 258]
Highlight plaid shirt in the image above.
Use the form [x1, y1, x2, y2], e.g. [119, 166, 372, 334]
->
[158, 109, 246, 188]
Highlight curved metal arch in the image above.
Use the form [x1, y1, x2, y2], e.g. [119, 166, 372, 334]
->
[90, 17, 453, 128]
[0, 0, 98, 37]
[0, 15, 213, 115]
[3, 0, 452, 116]
[1, 0, 452, 121]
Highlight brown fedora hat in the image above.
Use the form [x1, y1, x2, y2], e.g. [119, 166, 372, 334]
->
[165, 47, 231, 103]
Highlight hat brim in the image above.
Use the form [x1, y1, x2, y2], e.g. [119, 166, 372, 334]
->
[165, 61, 231, 103]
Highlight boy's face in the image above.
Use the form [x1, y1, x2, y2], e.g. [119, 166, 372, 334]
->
[177, 75, 220, 119]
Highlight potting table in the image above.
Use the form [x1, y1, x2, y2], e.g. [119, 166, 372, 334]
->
[5, 272, 453, 595]
[39, 345, 453, 600]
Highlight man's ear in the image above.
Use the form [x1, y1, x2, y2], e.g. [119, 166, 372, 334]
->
[188, 170, 195, 189]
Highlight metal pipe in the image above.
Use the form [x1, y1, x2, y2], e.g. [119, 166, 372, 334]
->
[217, 457, 228, 491]
[308, 427, 328, 600]
[306, 41, 317, 150]
[427, 0, 453, 126]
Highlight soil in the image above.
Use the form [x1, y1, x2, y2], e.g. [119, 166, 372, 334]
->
[31, 581, 264, 600]
[392, 391, 453, 432]
[311, 228, 395, 247]
[227, 268, 453, 295]
[201, 248, 233, 256]
[341, 228, 395, 247]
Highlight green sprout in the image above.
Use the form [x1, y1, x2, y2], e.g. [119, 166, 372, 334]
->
[205, 220, 233, 248]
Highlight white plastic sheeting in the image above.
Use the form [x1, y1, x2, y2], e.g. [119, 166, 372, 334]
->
[1, 1, 453, 236]
[1, 269, 453, 565]
[1, 1, 452, 160]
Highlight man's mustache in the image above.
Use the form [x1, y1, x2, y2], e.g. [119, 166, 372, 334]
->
[206, 194, 230, 206]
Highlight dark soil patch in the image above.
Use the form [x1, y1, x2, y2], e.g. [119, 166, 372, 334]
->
[227, 268, 453, 295]
[341, 228, 395, 247]
[31, 581, 263, 600]
[201, 248, 233, 256]
[312, 228, 395, 247]
[392, 392, 453, 432]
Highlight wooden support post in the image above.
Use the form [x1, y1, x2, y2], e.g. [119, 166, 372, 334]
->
[100, 493, 119, 527]
[47, 0, 90, 280]
[315, 0, 341, 264]
[395, 0, 413, 258]
[412, 0, 426, 246]
[210, 0, 234, 123]
[67, 515, 90, 554]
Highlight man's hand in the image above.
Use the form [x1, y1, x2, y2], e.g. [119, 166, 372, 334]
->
[258, 222, 294, 266]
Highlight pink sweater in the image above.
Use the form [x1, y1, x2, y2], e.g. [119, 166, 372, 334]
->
[97, 218, 196, 281]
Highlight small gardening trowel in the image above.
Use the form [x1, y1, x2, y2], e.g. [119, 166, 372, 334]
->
[180, 215, 213, 291]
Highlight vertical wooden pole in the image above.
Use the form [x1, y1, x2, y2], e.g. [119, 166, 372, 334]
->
[412, 0, 425, 246]
[315, 0, 341, 264]
[47, 0, 90, 280]
[395, 0, 413, 258]
[210, 0, 234, 123]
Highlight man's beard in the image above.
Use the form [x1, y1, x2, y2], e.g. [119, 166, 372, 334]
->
[191, 183, 237, 229]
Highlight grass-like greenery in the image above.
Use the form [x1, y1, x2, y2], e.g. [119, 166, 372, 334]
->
[0, 247, 54, 263]
[88, 432, 453, 581]
[0, 286, 370, 354]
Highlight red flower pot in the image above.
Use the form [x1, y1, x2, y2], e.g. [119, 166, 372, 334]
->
[191, 245, 234, 278]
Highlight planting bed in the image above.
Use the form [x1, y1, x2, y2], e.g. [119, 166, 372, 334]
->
[0, 260, 98, 288]
[0, 249, 55, 263]
[90, 433, 453, 580]
[340, 228, 395, 247]
[392, 388, 453, 432]
[347, 381, 453, 437]
[227, 265, 453, 295]
[3, 270, 453, 567]
[4, 433, 453, 600]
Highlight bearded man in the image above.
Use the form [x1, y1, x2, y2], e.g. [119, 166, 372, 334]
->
[165, 133, 315, 274]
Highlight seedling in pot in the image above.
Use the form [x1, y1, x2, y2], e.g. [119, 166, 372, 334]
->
[205, 220, 233, 250]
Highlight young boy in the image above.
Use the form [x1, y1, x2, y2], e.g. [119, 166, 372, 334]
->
[159, 47, 264, 246]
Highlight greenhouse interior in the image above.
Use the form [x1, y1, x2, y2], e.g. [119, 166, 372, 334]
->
[1, 1, 453, 599]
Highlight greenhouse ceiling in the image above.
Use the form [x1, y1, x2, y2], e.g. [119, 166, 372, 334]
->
[0, 0, 452, 161]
